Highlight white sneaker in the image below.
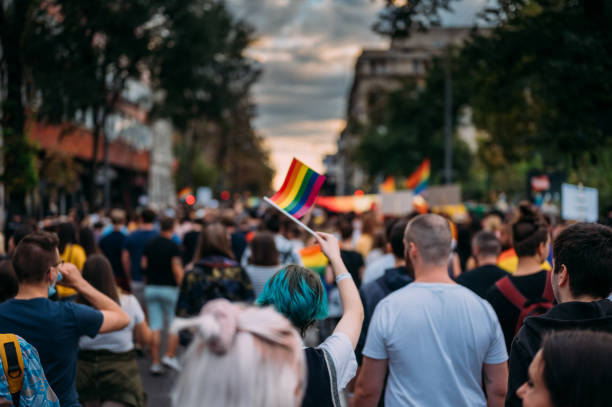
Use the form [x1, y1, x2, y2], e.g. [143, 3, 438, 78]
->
[150, 363, 164, 376]
[161, 355, 181, 372]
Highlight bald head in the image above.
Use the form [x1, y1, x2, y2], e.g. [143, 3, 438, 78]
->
[404, 214, 452, 267]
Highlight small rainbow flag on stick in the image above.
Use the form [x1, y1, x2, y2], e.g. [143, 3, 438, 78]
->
[264, 158, 326, 238]
[404, 158, 430, 195]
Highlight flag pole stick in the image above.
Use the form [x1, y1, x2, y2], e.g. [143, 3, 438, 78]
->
[263, 197, 318, 239]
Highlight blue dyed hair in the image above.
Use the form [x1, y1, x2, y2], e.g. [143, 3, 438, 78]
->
[257, 265, 328, 334]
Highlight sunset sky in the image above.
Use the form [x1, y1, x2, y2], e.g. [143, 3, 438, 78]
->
[226, 0, 487, 188]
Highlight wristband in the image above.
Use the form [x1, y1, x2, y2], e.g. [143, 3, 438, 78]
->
[335, 272, 352, 284]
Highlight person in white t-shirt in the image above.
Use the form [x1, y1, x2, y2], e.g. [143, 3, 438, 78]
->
[77, 255, 152, 407]
[352, 214, 508, 407]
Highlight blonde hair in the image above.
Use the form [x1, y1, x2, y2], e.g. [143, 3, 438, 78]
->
[171, 299, 305, 407]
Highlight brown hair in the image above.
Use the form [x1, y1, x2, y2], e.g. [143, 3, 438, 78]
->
[249, 231, 279, 266]
[12, 231, 59, 283]
[0, 260, 18, 302]
[78, 254, 120, 305]
[194, 223, 234, 261]
[513, 202, 549, 257]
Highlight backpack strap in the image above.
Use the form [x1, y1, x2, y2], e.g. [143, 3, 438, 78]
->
[542, 270, 554, 302]
[0, 334, 24, 407]
[495, 276, 527, 309]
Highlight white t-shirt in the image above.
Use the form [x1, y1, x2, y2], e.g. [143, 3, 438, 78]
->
[316, 332, 357, 391]
[363, 282, 508, 407]
[79, 294, 145, 353]
[244, 265, 281, 297]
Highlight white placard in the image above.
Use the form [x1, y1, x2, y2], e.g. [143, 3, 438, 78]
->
[561, 183, 598, 222]
[381, 190, 415, 215]
[196, 187, 212, 206]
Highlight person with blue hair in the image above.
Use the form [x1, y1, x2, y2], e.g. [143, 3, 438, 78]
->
[258, 232, 364, 407]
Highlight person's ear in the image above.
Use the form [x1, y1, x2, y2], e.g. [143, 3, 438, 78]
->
[538, 241, 548, 262]
[557, 264, 569, 288]
[408, 242, 418, 263]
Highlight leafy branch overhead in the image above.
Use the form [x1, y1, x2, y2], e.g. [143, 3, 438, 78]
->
[1, 0, 273, 199]
[359, 0, 612, 198]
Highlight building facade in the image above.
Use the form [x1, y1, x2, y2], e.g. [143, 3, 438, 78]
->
[330, 27, 481, 195]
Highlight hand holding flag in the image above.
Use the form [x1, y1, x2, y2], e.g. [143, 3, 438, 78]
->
[264, 158, 326, 238]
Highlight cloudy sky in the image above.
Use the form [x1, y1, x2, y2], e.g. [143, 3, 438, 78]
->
[226, 0, 487, 188]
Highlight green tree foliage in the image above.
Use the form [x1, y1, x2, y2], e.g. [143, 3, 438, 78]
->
[24, 0, 159, 205]
[356, 54, 473, 185]
[374, 0, 460, 37]
[1, 0, 273, 205]
[0, 1, 40, 196]
[149, 0, 267, 193]
[369, 0, 612, 204]
[457, 0, 612, 168]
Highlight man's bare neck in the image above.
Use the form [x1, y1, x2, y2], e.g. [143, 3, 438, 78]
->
[14, 283, 48, 300]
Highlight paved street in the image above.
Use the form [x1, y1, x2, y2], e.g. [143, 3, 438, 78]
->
[138, 355, 179, 406]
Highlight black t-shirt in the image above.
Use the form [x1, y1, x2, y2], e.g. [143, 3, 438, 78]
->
[142, 236, 181, 286]
[99, 231, 127, 279]
[457, 265, 508, 299]
[486, 269, 549, 351]
[182, 230, 200, 265]
[340, 249, 364, 287]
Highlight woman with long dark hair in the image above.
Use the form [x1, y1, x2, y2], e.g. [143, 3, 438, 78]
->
[244, 231, 281, 297]
[77, 255, 151, 407]
[486, 203, 553, 350]
[79, 227, 99, 257]
[175, 223, 254, 318]
[517, 330, 612, 407]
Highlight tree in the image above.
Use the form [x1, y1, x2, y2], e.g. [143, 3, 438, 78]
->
[149, 0, 269, 193]
[374, 0, 462, 38]
[24, 0, 158, 207]
[356, 54, 473, 185]
[0, 0, 40, 201]
[457, 0, 612, 168]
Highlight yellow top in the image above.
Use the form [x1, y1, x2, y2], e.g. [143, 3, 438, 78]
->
[57, 244, 87, 298]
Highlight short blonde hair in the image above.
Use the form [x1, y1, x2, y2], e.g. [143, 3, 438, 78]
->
[171, 299, 305, 407]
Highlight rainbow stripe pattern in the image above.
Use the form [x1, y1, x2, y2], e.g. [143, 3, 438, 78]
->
[269, 158, 326, 219]
[404, 158, 430, 195]
[300, 245, 328, 275]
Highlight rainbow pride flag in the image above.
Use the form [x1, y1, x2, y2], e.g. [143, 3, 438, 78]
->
[404, 158, 430, 195]
[268, 158, 326, 219]
[300, 245, 328, 275]
[380, 176, 396, 193]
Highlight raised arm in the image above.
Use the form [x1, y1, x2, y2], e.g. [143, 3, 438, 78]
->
[316, 232, 364, 348]
[60, 263, 130, 333]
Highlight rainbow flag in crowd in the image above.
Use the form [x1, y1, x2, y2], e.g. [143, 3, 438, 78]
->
[177, 187, 193, 201]
[404, 158, 430, 195]
[498, 248, 552, 274]
[300, 245, 328, 275]
[268, 158, 326, 219]
[380, 176, 396, 193]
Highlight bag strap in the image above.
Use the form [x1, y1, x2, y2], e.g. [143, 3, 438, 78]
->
[495, 276, 527, 309]
[542, 270, 554, 302]
[0, 333, 24, 406]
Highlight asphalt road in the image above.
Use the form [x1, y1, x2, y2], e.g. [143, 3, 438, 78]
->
[137, 354, 179, 406]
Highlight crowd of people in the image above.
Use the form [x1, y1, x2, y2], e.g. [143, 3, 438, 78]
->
[0, 199, 611, 407]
